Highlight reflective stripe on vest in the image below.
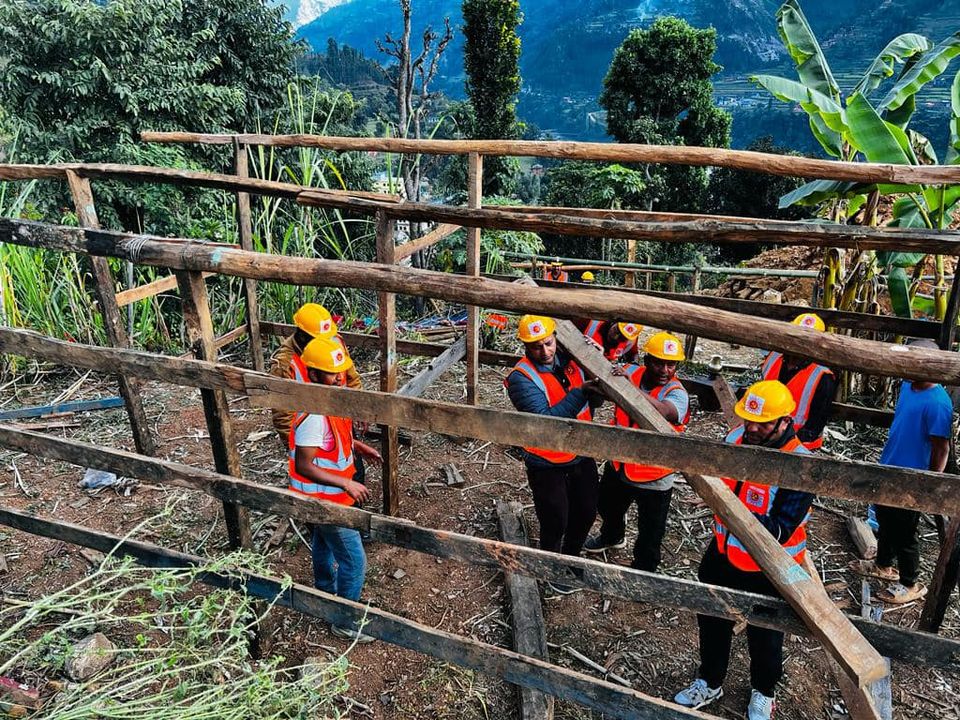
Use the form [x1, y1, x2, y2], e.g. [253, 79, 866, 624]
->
[508, 357, 591, 464]
[288, 413, 355, 505]
[611, 364, 690, 482]
[761, 352, 832, 449]
[584, 320, 636, 362]
[290, 353, 310, 384]
[713, 429, 811, 571]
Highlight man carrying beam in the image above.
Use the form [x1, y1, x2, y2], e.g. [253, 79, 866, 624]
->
[289, 336, 382, 643]
[758, 312, 836, 450]
[675, 380, 814, 719]
[584, 332, 689, 572]
[505, 315, 603, 595]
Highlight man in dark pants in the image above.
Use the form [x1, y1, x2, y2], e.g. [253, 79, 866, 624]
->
[853, 339, 952, 604]
[584, 331, 689, 571]
[505, 315, 603, 595]
[675, 380, 814, 720]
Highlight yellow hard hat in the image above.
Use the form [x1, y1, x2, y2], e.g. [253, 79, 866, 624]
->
[301, 336, 353, 373]
[617, 322, 643, 342]
[293, 303, 337, 338]
[734, 380, 796, 423]
[643, 331, 685, 361]
[792, 312, 825, 332]
[581, 271, 595, 283]
[517, 315, 556, 343]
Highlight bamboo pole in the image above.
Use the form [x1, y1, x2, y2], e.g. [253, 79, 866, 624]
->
[139, 133, 960, 185]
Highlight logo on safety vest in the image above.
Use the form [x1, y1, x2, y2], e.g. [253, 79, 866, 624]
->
[744, 393, 765, 416]
[745, 487, 766, 509]
[663, 339, 680, 357]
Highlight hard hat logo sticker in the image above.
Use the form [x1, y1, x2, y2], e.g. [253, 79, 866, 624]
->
[745, 394, 764, 416]
[332, 349, 344, 365]
[319, 319, 331, 333]
[664, 339, 679, 356]
[800, 315, 816, 327]
[529, 322, 543, 336]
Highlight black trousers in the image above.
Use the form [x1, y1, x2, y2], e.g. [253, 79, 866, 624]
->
[597, 463, 673, 572]
[526, 458, 599, 556]
[876, 504, 921, 586]
[696, 540, 783, 697]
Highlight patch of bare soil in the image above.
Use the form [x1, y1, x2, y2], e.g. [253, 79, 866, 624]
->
[1, 339, 958, 719]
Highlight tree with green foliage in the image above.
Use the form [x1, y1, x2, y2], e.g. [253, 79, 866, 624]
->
[600, 16, 731, 212]
[0, 0, 301, 231]
[462, 0, 522, 196]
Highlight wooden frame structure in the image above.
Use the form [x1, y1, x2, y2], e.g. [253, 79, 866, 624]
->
[3, 134, 960, 718]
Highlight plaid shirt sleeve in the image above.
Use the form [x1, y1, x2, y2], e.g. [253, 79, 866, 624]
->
[753, 487, 815, 542]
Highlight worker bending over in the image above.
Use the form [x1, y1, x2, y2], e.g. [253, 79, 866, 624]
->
[289, 337, 382, 643]
[580, 271, 595, 284]
[759, 312, 835, 450]
[584, 332, 689, 572]
[576, 319, 642, 364]
[675, 380, 813, 720]
[544, 261, 568, 282]
[505, 315, 603, 594]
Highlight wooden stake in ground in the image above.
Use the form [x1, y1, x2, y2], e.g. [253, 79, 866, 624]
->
[919, 515, 960, 632]
[232, 139, 265, 372]
[549, 311, 888, 688]
[497, 500, 554, 720]
[465, 153, 483, 405]
[64, 171, 156, 456]
[376, 211, 400, 516]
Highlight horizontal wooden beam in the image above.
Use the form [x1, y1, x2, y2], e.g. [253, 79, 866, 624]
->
[139, 132, 960, 185]
[3, 218, 958, 383]
[394, 223, 460, 261]
[0, 506, 710, 720]
[1, 327, 955, 515]
[2, 426, 956, 669]
[114, 271, 215, 308]
[299, 190, 960, 254]
[0, 163, 400, 204]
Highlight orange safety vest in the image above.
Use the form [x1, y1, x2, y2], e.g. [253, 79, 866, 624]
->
[611, 364, 689, 482]
[289, 352, 310, 383]
[545, 268, 569, 282]
[288, 410, 356, 506]
[583, 320, 637, 362]
[760, 352, 833, 450]
[507, 357, 592, 464]
[713, 426, 811, 571]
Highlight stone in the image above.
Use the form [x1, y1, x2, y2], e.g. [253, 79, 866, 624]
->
[65, 632, 115, 681]
[391, 568, 407, 580]
[761, 289, 782, 303]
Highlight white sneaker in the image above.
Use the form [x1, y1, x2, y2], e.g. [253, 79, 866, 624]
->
[674, 678, 723, 709]
[746, 689, 776, 720]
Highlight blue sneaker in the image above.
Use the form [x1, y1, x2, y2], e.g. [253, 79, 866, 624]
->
[866, 504, 879, 532]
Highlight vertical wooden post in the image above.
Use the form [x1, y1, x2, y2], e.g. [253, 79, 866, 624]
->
[232, 138, 265, 372]
[466, 153, 483, 406]
[175, 270, 252, 551]
[919, 515, 960, 632]
[376, 211, 400, 516]
[684, 268, 702, 359]
[666, 272, 677, 293]
[65, 170, 156, 456]
[624, 238, 637, 288]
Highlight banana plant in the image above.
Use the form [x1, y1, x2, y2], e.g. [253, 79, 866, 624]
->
[751, 0, 960, 322]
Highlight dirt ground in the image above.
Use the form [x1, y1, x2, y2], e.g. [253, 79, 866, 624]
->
[1, 331, 959, 720]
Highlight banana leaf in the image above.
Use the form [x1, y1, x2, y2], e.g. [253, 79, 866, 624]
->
[879, 32, 960, 112]
[886, 265, 914, 317]
[845, 93, 915, 164]
[854, 34, 932, 98]
[909, 129, 939, 165]
[876, 248, 926, 268]
[776, 0, 840, 99]
[777, 179, 866, 208]
[750, 74, 845, 156]
[947, 69, 960, 165]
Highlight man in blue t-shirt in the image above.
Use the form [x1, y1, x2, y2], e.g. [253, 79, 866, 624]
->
[855, 340, 952, 604]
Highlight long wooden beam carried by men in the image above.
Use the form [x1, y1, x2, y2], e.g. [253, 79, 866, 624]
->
[2, 426, 957, 670]
[298, 190, 960, 254]
[2, 326, 955, 517]
[3, 217, 960, 384]
[0, 507, 713, 720]
[140, 132, 960, 185]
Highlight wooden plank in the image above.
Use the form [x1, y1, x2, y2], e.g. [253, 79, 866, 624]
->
[7, 219, 960, 384]
[299, 190, 960, 255]
[174, 270, 251, 551]
[551, 316, 888, 687]
[709, 375, 740, 432]
[497, 500, 553, 720]
[397, 335, 467, 398]
[1, 424, 957, 669]
[394, 223, 460, 261]
[847, 517, 878, 561]
[139, 133, 960, 185]
[115, 272, 211, 307]
[919, 515, 960, 632]
[64, 171, 156, 456]
[466, 153, 483, 406]
[0, 506, 716, 720]
[0, 397, 124, 420]
[5, 326, 960, 517]
[376, 211, 400, 516]
[232, 140, 265, 372]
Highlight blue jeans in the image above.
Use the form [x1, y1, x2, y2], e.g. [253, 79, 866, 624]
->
[311, 524, 366, 602]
